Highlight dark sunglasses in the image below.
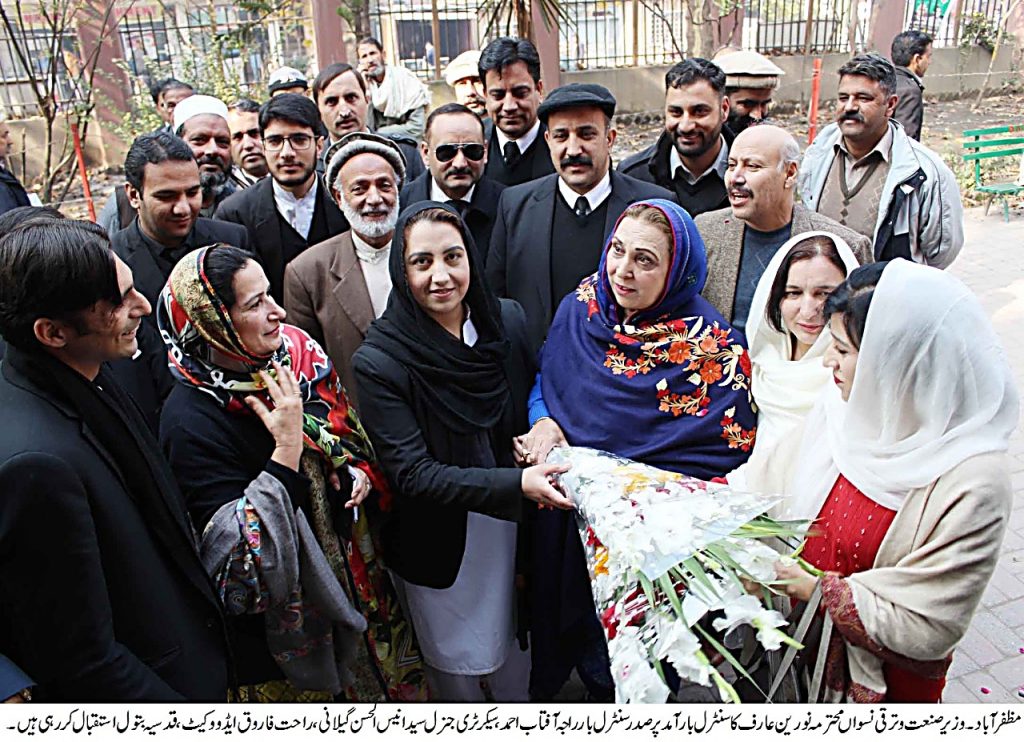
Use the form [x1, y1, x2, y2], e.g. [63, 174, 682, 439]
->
[434, 143, 485, 162]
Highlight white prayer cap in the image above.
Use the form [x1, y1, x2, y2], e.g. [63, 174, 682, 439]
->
[173, 94, 229, 135]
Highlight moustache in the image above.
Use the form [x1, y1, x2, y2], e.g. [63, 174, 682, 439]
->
[840, 112, 865, 123]
[197, 154, 227, 169]
[445, 167, 474, 178]
[560, 155, 594, 168]
[729, 186, 753, 199]
[360, 208, 391, 218]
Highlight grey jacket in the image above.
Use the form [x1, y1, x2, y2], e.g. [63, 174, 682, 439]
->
[798, 120, 963, 269]
[694, 203, 873, 322]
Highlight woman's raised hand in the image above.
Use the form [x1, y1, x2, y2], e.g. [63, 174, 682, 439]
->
[514, 418, 568, 466]
[246, 359, 305, 472]
[521, 462, 573, 510]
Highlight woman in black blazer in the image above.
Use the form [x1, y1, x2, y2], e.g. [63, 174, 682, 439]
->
[354, 202, 569, 701]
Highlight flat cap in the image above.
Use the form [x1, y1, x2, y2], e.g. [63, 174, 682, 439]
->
[538, 83, 616, 123]
[324, 132, 407, 192]
[173, 94, 228, 134]
[712, 49, 785, 89]
[444, 50, 481, 87]
[268, 66, 308, 94]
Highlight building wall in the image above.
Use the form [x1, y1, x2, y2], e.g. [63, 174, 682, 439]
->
[559, 46, 1019, 114]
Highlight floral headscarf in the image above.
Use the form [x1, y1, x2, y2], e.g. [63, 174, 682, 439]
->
[157, 246, 383, 490]
[540, 199, 757, 479]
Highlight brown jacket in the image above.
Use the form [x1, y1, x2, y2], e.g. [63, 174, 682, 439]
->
[283, 231, 374, 405]
[694, 204, 873, 322]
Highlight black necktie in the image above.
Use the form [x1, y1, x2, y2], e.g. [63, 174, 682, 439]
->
[574, 196, 592, 218]
[503, 141, 521, 169]
[447, 199, 468, 217]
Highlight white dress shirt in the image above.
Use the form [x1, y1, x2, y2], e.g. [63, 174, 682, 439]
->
[352, 232, 393, 318]
[557, 170, 612, 212]
[495, 119, 540, 155]
[272, 177, 318, 240]
[430, 178, 477, 208]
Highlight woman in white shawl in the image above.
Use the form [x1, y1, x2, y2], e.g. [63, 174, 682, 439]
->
[771, 259, 1017, 703]
[727, 232, 859, 497]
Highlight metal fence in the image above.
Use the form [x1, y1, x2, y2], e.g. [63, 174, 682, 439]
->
[559, 1, 688, 70]
[743, 0, 875, 55]
[117, 0, 314, 100]
[367, 0, 487, 82]
[0, 7, 80, 117]
[903, 0, 1006, 49]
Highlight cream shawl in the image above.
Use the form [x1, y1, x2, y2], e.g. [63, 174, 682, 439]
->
[779, 259, 1018, 701]
[370, 64, 429, 121]
[728, 231, 859, 499]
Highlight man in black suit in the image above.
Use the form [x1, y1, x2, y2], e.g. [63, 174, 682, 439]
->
[311, 62, 425, 183]
[0, 219, 229, 700]
[111, 132, 247, 431]
[479, 37, 555, 187]
[112, 132, 249, 308]
[487, 84, 674, 351]
[216, 94, 349, 302]
[618, 58, 734, 218]
[400, 103, 506, 265]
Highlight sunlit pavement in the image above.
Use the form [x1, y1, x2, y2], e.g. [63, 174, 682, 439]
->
[941, 207, 1024, 703]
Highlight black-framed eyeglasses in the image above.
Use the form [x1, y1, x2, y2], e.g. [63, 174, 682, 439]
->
[263, 133, 315, 152]
[434, 143, 485, 163]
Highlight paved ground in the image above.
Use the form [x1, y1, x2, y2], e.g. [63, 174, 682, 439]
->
[936, 207, 1024, 703]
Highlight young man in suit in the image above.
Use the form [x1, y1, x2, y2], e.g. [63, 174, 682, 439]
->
[400, 103, 506, 265]
[109, 132, 246, 430]
[486, 83, 674, 351]
[283, 133, 406, 401]
[215, 94, 349, 302]
[618, 58, 734, 218]
[0, 219, 230, 700]
[111, 132, 248, 308]
[479, 37, 555, 187]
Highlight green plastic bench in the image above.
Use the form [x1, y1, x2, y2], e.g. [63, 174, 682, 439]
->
[963, 124, 1024, 222]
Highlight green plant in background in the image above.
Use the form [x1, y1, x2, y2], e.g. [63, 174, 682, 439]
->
[960, 11, 1005, 52]
[112, 0, 316, 144]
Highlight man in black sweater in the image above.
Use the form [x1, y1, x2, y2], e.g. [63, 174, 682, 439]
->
[479, 37, 555, 187]
[618, 58, 733, 218]
[487, 83, 674, 351]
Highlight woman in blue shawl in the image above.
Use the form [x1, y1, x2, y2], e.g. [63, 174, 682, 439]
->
[522, 199, 757, 700]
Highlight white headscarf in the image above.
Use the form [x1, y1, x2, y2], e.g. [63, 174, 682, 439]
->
[730, 231, 860, 496]
[782, 259, 1019, 520]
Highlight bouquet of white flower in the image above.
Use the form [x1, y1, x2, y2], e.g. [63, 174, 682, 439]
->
[549, 446, 807, 703]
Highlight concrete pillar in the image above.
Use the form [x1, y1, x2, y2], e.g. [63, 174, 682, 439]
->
[715, 2, 745, 50]
[532, 2, 561, 90]
[867, 0, 908, 55]
[312, 0, 348, 66]
[76, 1, 132, 168]
[76, 1, 131, 126]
